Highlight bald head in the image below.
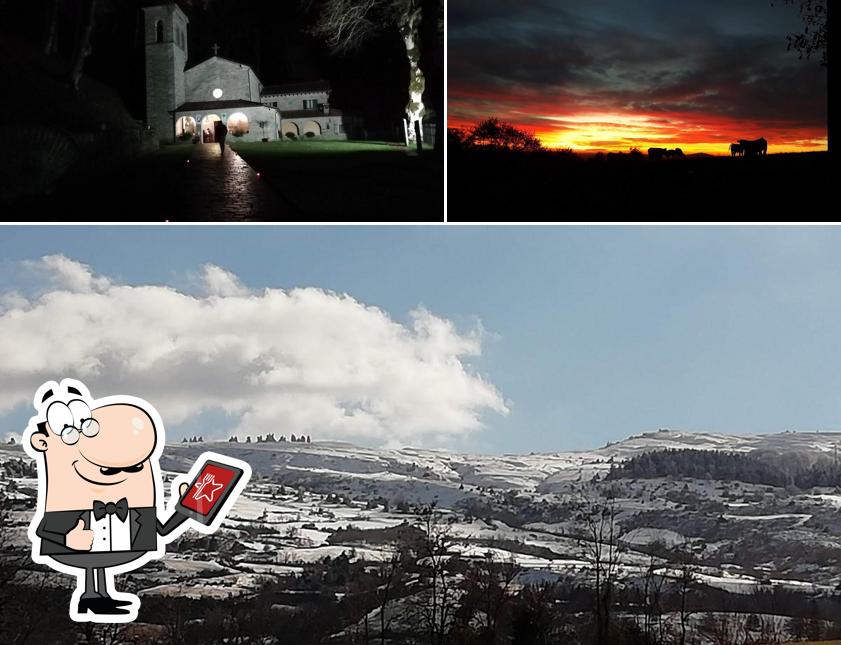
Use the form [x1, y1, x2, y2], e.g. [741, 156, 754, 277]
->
[87, 404, 157, 468]
[31, 402, 159, 511]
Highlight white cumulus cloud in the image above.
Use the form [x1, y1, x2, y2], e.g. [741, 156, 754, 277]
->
[0, 256, 508, 447]
[199, 263, 250, 297]
[22, 254, 111, 293]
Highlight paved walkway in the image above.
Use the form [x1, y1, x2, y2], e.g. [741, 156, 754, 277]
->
[180, 143, 286, 220]
[18, 142, 290, 221]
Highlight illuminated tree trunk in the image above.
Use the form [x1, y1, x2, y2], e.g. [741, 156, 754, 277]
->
[399, 4, 425, 147]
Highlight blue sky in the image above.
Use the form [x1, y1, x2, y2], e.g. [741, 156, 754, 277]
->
[2, 225, 841, 453]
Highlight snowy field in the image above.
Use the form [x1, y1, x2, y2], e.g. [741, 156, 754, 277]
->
[4, 428, 841, 603]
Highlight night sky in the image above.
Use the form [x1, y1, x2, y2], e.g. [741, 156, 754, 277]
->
[7, 0, 427, 129]
[449, 0, 828, 153]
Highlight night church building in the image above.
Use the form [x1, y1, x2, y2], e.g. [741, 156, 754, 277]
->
[143, 3, 347, 144]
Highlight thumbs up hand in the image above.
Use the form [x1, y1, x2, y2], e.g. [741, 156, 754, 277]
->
[66, 518, 93, 551]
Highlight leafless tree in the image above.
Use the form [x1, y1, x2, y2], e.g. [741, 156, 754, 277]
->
[698, 612, 744, 645]
[344, 577, 373, 645]
[309, 0, 438, 150]
[0, 492, 28, 589]
[412, 505, 459, 645]
[159, 587, 188, 645]
[675, 558, 695, 645]
[375, 548, 404, 645]
[515, 581, 562, 645]
[576, 496, 622, 645]
[461, 550, 520, 644]
[76, 622, 131, 645]
[640, 555, 666, 642]
[754, 613, 786, 644]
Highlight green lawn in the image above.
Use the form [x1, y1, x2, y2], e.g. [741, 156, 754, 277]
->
[229, 139, 442, 219]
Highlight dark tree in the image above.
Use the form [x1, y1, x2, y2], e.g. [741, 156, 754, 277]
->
[777, 0, 832, 153]
[784, 0, 828, 65]
[577, 497, 621, 645]
[458, 551, 520, 644]
[412, 506, 460, 645]
[466, 118, 543, 152]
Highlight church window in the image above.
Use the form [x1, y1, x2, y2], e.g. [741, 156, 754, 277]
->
[213, 88, 224, 99]
[155, 20, 164, 43]
[303, 99, 318, 109]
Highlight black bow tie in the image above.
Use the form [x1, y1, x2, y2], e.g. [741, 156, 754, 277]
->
[93, 498, 129, 522]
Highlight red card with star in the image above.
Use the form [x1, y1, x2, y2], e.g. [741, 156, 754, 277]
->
[176, 459, 244, 525]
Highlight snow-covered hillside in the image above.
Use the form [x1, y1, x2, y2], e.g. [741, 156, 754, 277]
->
[4, 429, 841, 622]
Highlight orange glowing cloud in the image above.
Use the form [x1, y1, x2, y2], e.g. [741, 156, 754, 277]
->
[448, 100, 827, 155]
[447, 0, 827, 156]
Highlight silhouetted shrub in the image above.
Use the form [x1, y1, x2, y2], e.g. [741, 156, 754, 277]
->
[465, 117, 543, 151]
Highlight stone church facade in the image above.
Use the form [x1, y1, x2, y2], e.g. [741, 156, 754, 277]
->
[143, 4, 347, 144]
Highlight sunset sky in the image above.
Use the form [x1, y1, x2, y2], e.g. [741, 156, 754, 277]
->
[449, 0, 828, 154]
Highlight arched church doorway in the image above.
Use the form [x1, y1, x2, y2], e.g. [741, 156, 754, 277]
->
[227, 112, 249, 137]
[281, 122, 299, 139]
[176, 116, 196, 140]
[201, 114, 221, 143]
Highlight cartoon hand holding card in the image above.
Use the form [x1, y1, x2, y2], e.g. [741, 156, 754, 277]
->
[23, 378, 251, 623]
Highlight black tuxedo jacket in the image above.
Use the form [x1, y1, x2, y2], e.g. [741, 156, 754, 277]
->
[36, 506, 183, 556]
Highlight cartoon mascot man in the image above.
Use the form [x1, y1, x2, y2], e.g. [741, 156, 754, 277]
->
[23, 378, 251, 622]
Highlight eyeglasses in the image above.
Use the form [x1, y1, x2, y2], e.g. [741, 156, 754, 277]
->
[46, 400, 101, 445]
[59, 418, 101, 445]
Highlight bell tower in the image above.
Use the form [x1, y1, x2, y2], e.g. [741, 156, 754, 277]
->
[143, 4, 189, 143]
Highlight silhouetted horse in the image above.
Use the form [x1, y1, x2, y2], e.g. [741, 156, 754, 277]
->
[730, 143, 744, 157]
[738, 138, 767, 157]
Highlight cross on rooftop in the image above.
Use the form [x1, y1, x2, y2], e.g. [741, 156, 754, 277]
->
[212, 43, 220, 56]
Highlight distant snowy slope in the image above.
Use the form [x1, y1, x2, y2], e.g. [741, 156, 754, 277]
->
[154, 428, 841, 496]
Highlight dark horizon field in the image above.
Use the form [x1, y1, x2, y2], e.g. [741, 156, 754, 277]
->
[447, 148, 830, 219]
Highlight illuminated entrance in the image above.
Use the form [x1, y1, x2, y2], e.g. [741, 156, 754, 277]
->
[176, 116, 196, 139]
[227, 112, 249, 136]
[200, 114, 221, 143]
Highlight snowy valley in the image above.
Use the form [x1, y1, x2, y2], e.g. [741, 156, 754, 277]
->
[4, 429, 841, 644]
